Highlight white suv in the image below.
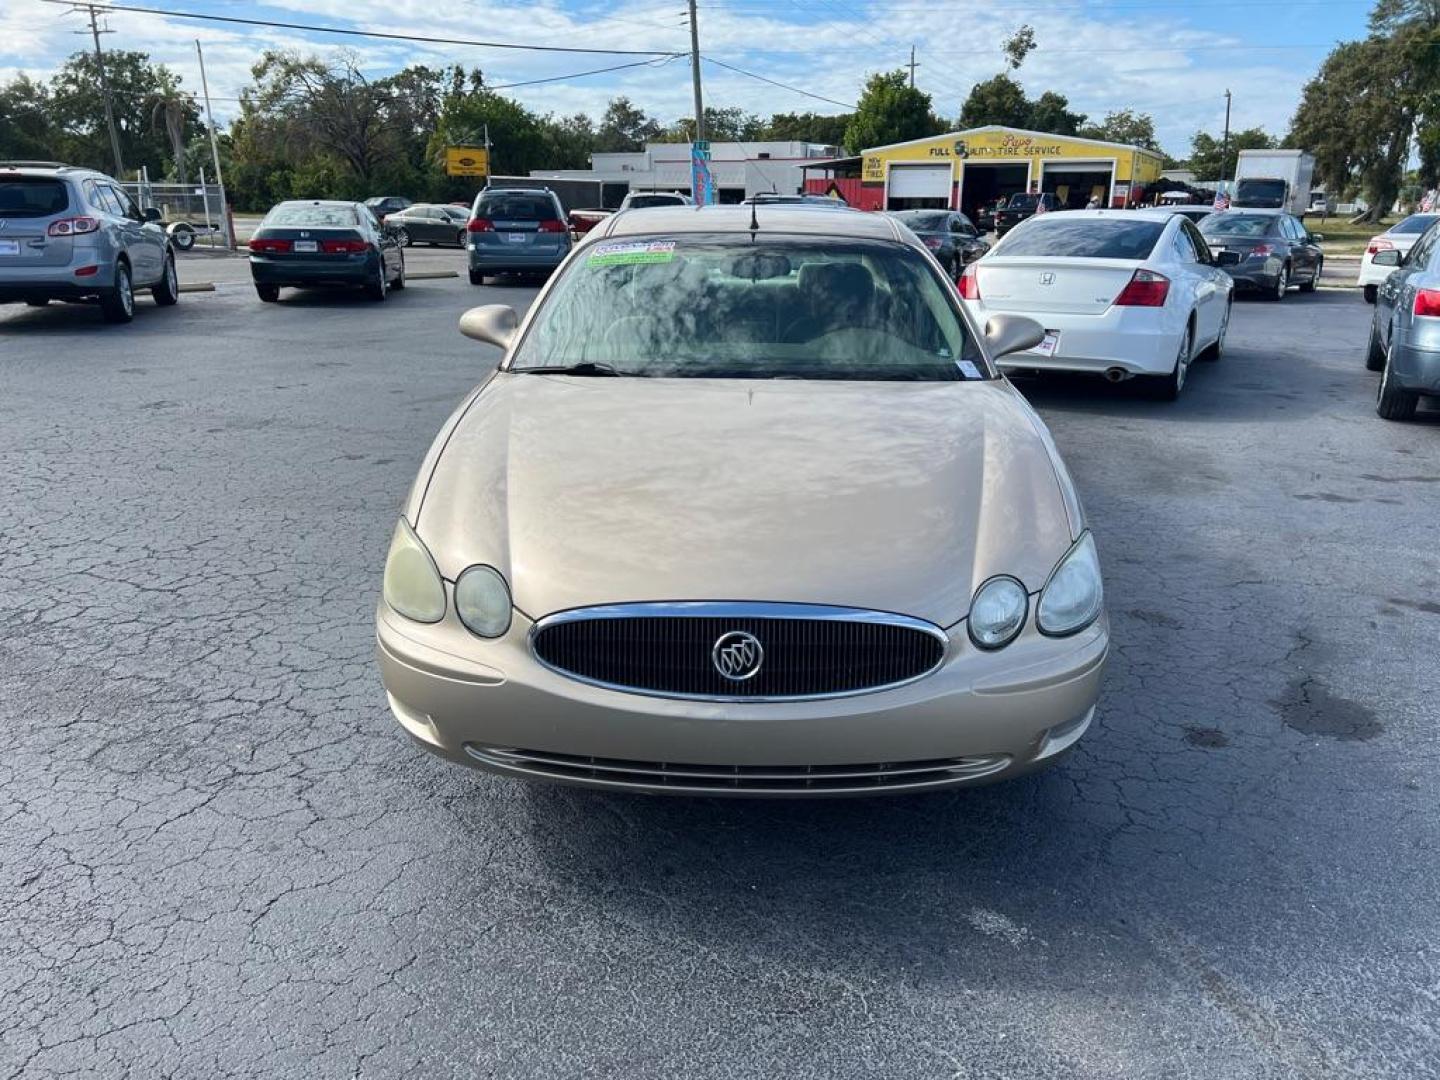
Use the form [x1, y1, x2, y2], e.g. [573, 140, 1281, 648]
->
[0, 160, 178, 323]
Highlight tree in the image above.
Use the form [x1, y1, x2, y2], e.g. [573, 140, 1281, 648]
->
[661, 106, 766, 143]
[1028, 91, 1085, 136]
[764, 111, 851, 148]
[1080, 109, 1161, 151]
[1187, 127, 1274, 181]
[958, 74, 1031, 129]
[595, 97, 662, 152]
[844, 71, 944, 152]
[1003, 25, 1037, 70]
[148, 88, 192, 182]
[0, 75, 58, 163]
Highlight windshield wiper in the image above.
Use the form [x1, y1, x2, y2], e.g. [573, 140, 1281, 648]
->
[509, 362, 631, 377]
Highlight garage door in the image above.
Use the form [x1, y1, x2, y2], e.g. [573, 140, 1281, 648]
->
[888, 164, 952, 199]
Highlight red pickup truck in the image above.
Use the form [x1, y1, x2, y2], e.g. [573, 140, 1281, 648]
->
[569, 190, 694, 233]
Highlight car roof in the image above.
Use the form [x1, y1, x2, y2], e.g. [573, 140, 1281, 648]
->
[597, 204, 904, 242]
[275, 199, 359, 207]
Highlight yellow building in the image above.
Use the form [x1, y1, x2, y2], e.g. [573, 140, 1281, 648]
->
[807, 126, 1166, 217]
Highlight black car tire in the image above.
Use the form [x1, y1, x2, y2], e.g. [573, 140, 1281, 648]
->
[457, 229, 468, 248]
[366, 255, 389, 301]
[1266, 264, 1289, 301]
[1365, 314, 1387, 371]
[395, 227, 411, 248]
[170, 225, 196, 252]
[99, 261, 135, 324]
[152, 254, 179, 306]
[469, 268, 485, 286]
[255, 283, 280, 303]
[1377, 345, 1419, 420]
[391, 254, 406, 291]
[1299, 257, 1322, 293]
[1364, 284, 1378, 304]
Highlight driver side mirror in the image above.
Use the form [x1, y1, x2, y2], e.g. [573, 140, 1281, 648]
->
[984, 313, 1046, 359]
[459, 304, 519, 350]
[1372, 249, 1402, 267]
[143, 206, 163, 223]
[1309, 232, 1324, 242]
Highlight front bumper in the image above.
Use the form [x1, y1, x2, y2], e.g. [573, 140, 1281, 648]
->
[376, 599, 1109, 797]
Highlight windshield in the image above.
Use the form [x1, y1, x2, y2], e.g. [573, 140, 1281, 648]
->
[1235, 179, 1287, 207]
[1000, 217, 1165, 259]
[510, 235, 985, 382]
[264, 204, 359, 228]
[626, 194, 683, 209]
[1391, 214, 1439, 235]
[0, 178, 69, 218]
[893, 211, 949, 232]
[1199, 213, 1279, 238]
[1007, 194, 1040, 210]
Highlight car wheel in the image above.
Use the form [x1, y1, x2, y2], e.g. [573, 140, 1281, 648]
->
[1363, 284, 1378, 304]
[366, 256, 389, 301]
[1200, 299, 1230, 361]
[468, 268, 485, 286]
[1376, 343, 1419, 421]
[1299, 257, 1322, 293]
[152, 254, 179, 306]
[457, 229, 468, 248]
[99, 261, 135, 324]
[170, 226, 196, 252]
[1267, 264, 1289, 301]
[255, 283, 280, 303]
[395, 227, 411, 248]
[1150, 321, 1192, 400]
[391, 254, 406, 291]
[1365, 313, 1387, 371]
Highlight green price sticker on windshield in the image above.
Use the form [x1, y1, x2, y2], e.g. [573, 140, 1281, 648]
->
[588, 240, 676, 267]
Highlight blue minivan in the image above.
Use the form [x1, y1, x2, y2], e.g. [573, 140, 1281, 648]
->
[467, 188, 571, 285]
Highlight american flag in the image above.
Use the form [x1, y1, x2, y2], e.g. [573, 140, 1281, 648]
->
[1212, 191, 1230, 211]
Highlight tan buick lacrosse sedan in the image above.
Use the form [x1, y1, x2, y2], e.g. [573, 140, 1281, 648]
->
[376, 205, 1108, 796]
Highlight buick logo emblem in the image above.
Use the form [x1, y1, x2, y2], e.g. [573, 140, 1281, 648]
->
[1039, 272, 1055, 285]
[712, 631, 764, 681]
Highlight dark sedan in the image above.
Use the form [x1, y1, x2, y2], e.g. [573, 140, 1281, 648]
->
[995, 193, 1061, 237]
[384, 203, 469, 248]
[248, 200, 406, 303]
[887, 209, 988, 278]
[1198, 210, 1323, 300]
[362, 196, 412, 223]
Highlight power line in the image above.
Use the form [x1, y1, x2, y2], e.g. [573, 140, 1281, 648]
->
[33, 0, 681, 56]
[487, 56, 682, 91]
[701, 55, 856, 109]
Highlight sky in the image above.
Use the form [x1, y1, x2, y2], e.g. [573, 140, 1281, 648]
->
[0, 0, 1376, 158]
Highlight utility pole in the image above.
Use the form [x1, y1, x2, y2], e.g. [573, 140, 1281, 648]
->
[79, 4, 125, 177]
[907, 46, 920, 89]
[687, 0, 704, 143]
[1220, 89, 1233, 189]
[195, 40, 233, 249]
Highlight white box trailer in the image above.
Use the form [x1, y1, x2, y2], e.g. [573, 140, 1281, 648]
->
[1232, 150, 1316, 215]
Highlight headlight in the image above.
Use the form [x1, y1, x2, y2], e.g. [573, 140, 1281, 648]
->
[968, 575, 1029, 650]
[454, 565, 512, 638]
[1038, 532, 1103, 636]
[382, 519, 445, 623]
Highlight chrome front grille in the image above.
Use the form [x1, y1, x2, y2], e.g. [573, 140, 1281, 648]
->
[529, 602, 947, 700]
[467, 745, 1012, 793]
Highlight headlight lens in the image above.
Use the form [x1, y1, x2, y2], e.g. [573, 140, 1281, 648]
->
[968, 575, 1029, 650]
[382, 519, 445, 623]
[1038, 532, 1103, 635]
[454, 565, 512, 638]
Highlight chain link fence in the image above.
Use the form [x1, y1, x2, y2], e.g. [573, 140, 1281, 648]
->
[120, 174, 233, 251]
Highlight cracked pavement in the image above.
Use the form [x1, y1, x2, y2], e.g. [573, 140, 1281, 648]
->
[2, 262, 1437, 1079]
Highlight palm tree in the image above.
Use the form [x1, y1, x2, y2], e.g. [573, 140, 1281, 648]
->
[148, 87, 191, 183]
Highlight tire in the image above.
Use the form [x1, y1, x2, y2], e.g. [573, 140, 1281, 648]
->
[1299, 257, 1322, 293]
[1365, 313, 1387, 371]
[1377, 344, 1419, 420]
[457, 229, 468, 248]
[365, 255, 389, 301]
[391, 254, 406, 291]
[1363, 284, 1378, 304]
[1266, 264, 1289, 301]
[395, 227, 411, 248]
[468, 268, 485, 286]
[255, 283, 280, 303]
[99, 261, 135, 324]
[1150, 321, 1193, 401]
[170, 226, 195, 252]
[151, 254, 179, 306]
[1200, 299, 1230, 361]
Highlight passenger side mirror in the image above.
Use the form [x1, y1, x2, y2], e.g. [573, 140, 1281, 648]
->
[459, 304, 519, 350]
[1372, 249, 1402, 267]
[143, 206, 163, 223]
[984, 313, 1046, 359]
[1309, 232, 1325, 242]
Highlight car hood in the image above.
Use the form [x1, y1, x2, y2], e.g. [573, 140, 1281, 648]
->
[415, 375, 1078, 627]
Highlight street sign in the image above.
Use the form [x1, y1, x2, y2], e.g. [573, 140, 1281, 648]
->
[446, 147, 490, 177]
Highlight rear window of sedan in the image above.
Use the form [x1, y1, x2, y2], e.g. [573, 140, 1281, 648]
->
[263, 205, 359, 227]
[1199, 213, 1279, 238]
[477, 193, 558, 221]
[0, 178, 69, 217]
[626, 194, 685, 209]
[892, 211, 950, 232]
[511, 235, 985, 381]
[1391, 214, 1440, 235]
[998, 217, 1165, 259]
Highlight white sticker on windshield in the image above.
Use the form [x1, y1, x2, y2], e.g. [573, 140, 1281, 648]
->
[588, 240, 676, 266]
[957, 360, 983, 379]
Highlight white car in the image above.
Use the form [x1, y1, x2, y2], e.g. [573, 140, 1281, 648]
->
[958, 210, 1233, 399]
[1357, 213, 1440, 303]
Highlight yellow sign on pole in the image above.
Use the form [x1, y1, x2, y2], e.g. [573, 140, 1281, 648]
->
[446, 146, 490, 177]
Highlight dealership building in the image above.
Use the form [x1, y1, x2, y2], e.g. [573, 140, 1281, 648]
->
[802, 126, 1167, 218]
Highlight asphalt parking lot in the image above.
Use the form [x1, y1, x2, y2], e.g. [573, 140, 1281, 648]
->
[2, 250, 1437, 1080]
